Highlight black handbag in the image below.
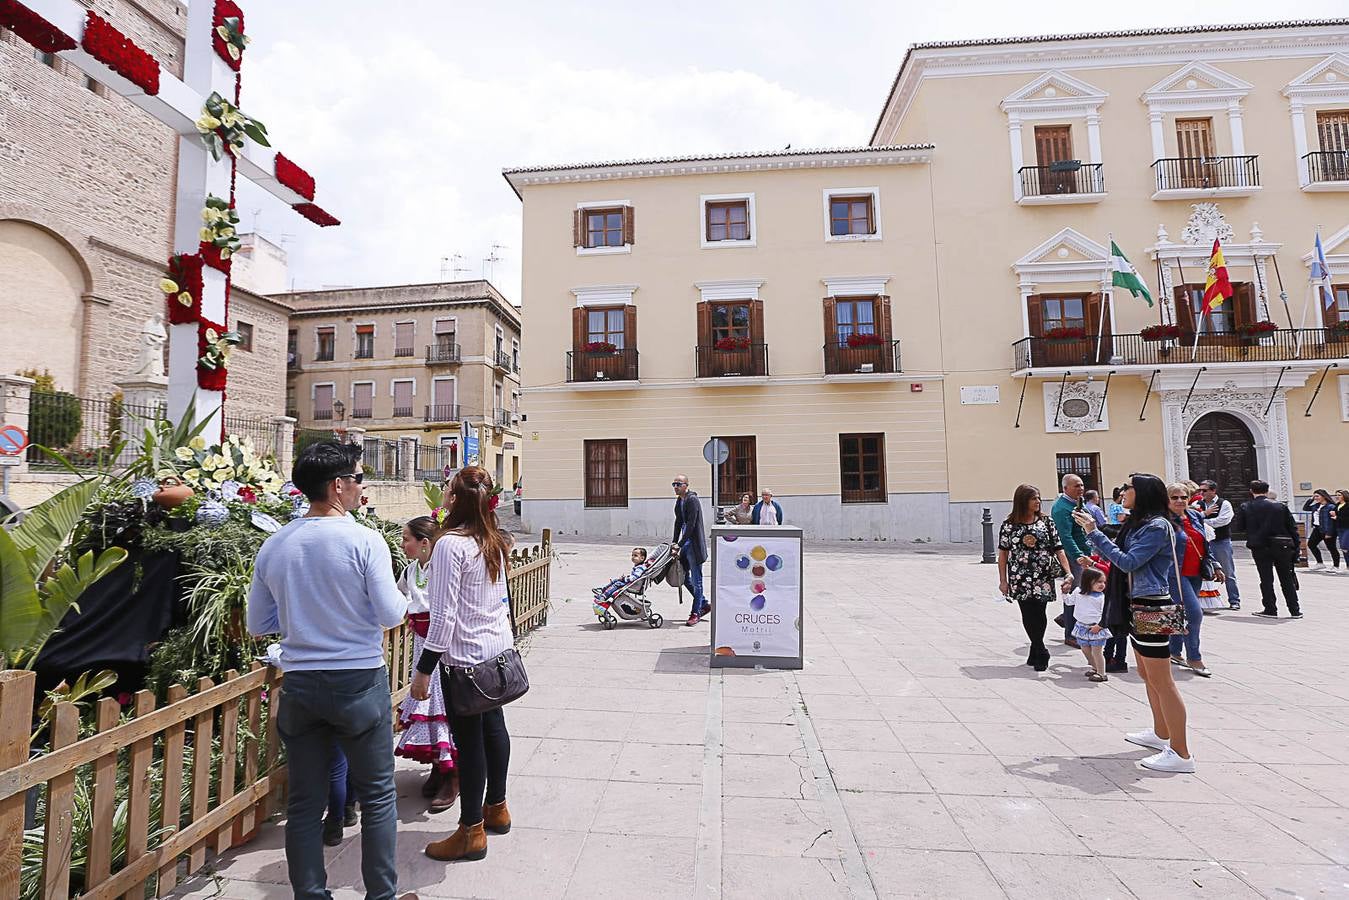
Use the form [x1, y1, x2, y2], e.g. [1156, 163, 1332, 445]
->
[445, 555, 529, 716]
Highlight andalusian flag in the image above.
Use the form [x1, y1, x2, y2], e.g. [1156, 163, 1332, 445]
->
[1110, 240, 1153, 307]
[1202, 238, 1234, 313]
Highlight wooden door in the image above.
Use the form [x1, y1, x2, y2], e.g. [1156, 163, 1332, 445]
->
[1176, 118, 1214, 188]
[1186, 413, 1257, 523]
[1317, 110, 1349, 180]
[1034, 125, 1074, 194]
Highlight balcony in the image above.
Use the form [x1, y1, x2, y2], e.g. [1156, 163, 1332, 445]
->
[286, 352, 302, 373]
[1151, 155, 1260, 199]
[493, 349, 514, 372]
[426, 343, 461, 365]
[351, 408, 372, 420]
[392, 405, 413, 418]
[424, 403, 462, 423]
[394, 346, 416, 358]
[1303, 150, 1349, 191]
[1012, 327, 1349, 372]
[492, 408, 515, 428]
[1017, 162, 1106, 205]
[313, 408, 333, 421]
[567, 348, 639, 384]
[696, 343, 769, 380]
[824, 340, 901, 377]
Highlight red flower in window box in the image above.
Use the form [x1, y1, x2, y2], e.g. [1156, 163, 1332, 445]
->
[846, 332, 884, 348]
[293, 203, 340, 227]
[163, 254, 204, 325]
[212, 0, 247, 71]
[1042, 326, 1087, 341]
[274, 153, 316, 201]
[714, 337, 751, 351]
[583, 341, 618, 354]
[1327, 321, 1349, 339]
[82, 11, 160, 95]
[1140, 323, 1181, 341]
[1235, 320, 1278, 337]
[0, 1, 77, 53]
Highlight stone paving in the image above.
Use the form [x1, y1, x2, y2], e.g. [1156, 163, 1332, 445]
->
[175, 541, 1349, 899]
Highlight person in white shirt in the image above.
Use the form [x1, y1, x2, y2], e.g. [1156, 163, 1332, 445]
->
[752, 488, 784, 525]
[1199, 480, 1241, 609]
[1068, 567, 1111, 682]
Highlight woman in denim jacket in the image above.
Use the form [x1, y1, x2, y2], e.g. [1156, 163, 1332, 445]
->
[1072, 474, 1195, 774]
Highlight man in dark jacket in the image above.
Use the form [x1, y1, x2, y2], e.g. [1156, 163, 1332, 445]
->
[1233, 479, 1302, 618]
[672, 473, 709, 626]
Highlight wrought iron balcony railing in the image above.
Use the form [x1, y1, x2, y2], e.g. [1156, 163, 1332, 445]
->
[1152, 155, 1260, 192]
[695, 343, 769, 378]
[426, 343, 461, 364]
[1305, 150, 1349, 184]
[1018, 162, 1105, 196]
[424, 404, 462, 423]
[567, 348, 639, 382]
[1013, 327, 1347, 370]
[824, 339, 901, 375]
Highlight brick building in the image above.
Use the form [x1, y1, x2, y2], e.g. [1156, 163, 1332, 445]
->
[0, 1, 286, 420]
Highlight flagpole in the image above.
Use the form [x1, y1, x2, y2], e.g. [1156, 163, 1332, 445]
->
[1154, 256, 1166, 325]
[1096, 233, 1111, 365]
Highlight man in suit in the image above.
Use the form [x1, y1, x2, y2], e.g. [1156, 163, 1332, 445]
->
[751, 488, 784, 525]
[1233, 479, 1302, 619]
[672, 473, 709, 626]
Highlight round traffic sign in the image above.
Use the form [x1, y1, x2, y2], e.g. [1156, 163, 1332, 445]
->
[702, 438, 729, 466]
[0, 424, 28, 456]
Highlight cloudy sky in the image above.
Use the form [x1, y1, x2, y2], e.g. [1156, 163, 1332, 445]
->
[232, 1, 1345, 302]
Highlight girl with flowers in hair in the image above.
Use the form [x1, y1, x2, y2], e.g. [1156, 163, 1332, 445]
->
[395, 512, 459, 812]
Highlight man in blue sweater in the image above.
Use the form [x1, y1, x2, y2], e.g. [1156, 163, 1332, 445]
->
[1051, 473, 1093, 646]
[248, 441, 409, 900]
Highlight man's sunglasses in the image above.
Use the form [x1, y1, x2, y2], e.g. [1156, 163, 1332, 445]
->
[672, 481, 687, 487]
[337, 472, 364, 484]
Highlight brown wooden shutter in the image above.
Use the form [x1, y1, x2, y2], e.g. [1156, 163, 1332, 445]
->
[1174, 285, 1196, 336]
[749, 300, 765, 343]
[572, 306, 586, 351]
[622, 206, 635, 245]
[573, 210, 584, 248]
[822, 297, 838, 344]
[623, 305, 637, 351]
[1233, 282, 1258, 327]
[1085, 292, 1111, 363]
[696, 301, 712, 347]
[1026, 295, 1044, 337]
[879, 296, 894, 342]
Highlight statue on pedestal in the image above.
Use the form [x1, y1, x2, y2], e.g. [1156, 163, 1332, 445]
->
[134, 312, 168, 378]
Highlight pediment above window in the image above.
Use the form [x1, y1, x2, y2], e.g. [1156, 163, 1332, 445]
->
[1140, 61, 1251, 109]
[1282, 54, 1349, 103]
[1001, 71, 1107, 118]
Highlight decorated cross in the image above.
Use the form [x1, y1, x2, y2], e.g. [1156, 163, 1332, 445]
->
[1, 0, 339, 439]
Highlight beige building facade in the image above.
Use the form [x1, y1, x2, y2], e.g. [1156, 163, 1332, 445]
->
[279, 281, 524, 488]
[0, 7, 287, 420]
[510, 20, 1349, 541]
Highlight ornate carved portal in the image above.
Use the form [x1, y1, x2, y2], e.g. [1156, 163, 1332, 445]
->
[1186, 413, 1258, 511]
[1159, 380, 1293, 502]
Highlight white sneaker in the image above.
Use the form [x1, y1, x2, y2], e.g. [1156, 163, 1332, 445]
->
[1125, 728, 1170, 752]
[1139, 747, 1196, 774]
[1309, 562, 1324, 570]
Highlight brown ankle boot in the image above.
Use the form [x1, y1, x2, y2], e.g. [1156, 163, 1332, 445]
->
[483, 800, 511, 834]
[424, 822, 487, 862]
[428, 772, 460, 814]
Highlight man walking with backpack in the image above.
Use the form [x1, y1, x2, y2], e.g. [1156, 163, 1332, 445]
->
[672, 473, 709, 626]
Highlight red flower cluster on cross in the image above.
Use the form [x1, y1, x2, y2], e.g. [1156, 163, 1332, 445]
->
[293, 203, 341, 227]
[196, 318, 229, 391]
[165, 254, 204, 324]
[82, 11, 160, 95]
[274, 153, 316, 201]
[212, 0, 245, 71]
[200, 241, 232, 274]
[0, 1, 76, 53]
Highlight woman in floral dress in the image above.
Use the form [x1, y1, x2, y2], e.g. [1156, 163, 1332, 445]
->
[396, 515, 459, 812]
[998, 484, 1074, 671]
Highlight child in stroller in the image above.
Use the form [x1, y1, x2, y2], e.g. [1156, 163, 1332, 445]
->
[593, 543, 674, 629]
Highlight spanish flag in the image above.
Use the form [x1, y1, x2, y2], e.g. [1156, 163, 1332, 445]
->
[1202, 238, 1234, 313]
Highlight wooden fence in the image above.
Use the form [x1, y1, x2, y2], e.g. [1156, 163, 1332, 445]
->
[0, 537, 552, 900]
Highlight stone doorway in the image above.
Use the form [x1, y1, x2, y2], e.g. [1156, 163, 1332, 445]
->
[1187, 412, 1258, 511]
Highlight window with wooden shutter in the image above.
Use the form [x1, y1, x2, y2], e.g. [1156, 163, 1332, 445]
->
[313, 384, 334, 420]
[355, 324, 375, 359]
[580, 207, 626, 248]
[394, 322, 414, 357]
[584, 439, 628, 508]
[316, 326, 335, 361]
[1176, 282, 1243, 340]
[840, 434, 886, 503]
[1034, 125, 1076, 194]
[714, 436, 757, 502]
[1325, 284, 1349, 328]
[392, 380, 414, 417]
[352, 383, 374, 419]
[586, 307, 626, 348]
[1084, 292, 1111, 364]
[1175, 118, 1214, 188]
[706, 200, 750, 241]
[828, 195, 875, 236]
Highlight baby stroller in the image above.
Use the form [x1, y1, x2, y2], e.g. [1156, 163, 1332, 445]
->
[594, 541, 677, 630]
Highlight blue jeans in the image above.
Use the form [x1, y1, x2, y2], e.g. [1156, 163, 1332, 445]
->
[1169, 575, 1204, 662]
[1209, 537, 1240, 604]
[278, 668, 398, 900]
[327, 747, 348, 822]
[682, 545, 707, 614]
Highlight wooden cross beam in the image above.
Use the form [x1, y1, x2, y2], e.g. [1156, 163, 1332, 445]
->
[10, 0, 340, 439]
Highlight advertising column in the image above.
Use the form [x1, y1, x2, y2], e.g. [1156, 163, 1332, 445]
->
[709, 525, 803, 669]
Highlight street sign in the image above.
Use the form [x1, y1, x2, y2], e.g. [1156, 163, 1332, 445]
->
[0, 456, 21, 467]
[702, 438, 729, 466]
[0, 425, 28, 456]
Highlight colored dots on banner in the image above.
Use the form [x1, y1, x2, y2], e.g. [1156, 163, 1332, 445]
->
[765, 555, 783, 571]
[751, 595, 766, 610]
[752, 565, 765, 577]
[735, 555, 751, 569]
[750, 546, 767, 561]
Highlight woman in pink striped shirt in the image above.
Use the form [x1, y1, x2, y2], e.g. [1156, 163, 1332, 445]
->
[411, 466, 515, 863]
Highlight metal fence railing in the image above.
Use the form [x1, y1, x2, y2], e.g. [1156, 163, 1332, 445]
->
[361, 438, 404, 481]
[416, 443, 448, 483]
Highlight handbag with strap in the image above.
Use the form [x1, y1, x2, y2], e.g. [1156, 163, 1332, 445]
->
[1129, 519, 1188, 637]
[445, 554, 530, 717]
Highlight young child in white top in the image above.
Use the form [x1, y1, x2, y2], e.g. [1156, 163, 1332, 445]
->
[1068, 567, 1112, 682]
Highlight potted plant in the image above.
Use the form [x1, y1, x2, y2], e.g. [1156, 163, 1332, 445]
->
[714, 337, 752, 351]
[1140, 323, 1181, 342]
[1235, 320, 1278, 338]
[583, 341, 618, 355]
[846, 333, 884, 348]
[1042, 326, 1087, 344]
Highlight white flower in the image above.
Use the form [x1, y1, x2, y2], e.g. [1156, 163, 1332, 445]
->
[227, 44, 241, 60]
[196, 114, 221, 132]
[188, 436, 207, 451]
[200, 227, 214, 242]
[174, 446, 194, 461]
[220, 248, 231, 260]
[159, 278, 179, 294]
[177, 292, 193, 307]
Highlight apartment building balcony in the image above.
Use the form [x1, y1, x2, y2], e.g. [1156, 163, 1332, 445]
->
[823, 340, 902, 378]
[695, 343, 769, 381]
[492, 407, 516, 429]
[493, 350, 514, 373]
[1152, 155, 1260, 199]
[1302, 150, 1349, 191]
[313, 408, 333, 421]
[351, 407, 372, 420]
[394, 346, 416, 358]
[424, 404, 462, 423]
[392, 405, 414, 418]
[426, 343, 462, 365]
[567, 348, 639, 384]
[1016, 162, 1106, 205]
[1012, 327, 1348, 373]
[286, 352, 302, 373]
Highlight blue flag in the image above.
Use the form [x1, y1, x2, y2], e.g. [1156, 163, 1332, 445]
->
[1312, 231, 1334, 310]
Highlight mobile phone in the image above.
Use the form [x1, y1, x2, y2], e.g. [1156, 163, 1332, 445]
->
[1076, 497, 1085, 512]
